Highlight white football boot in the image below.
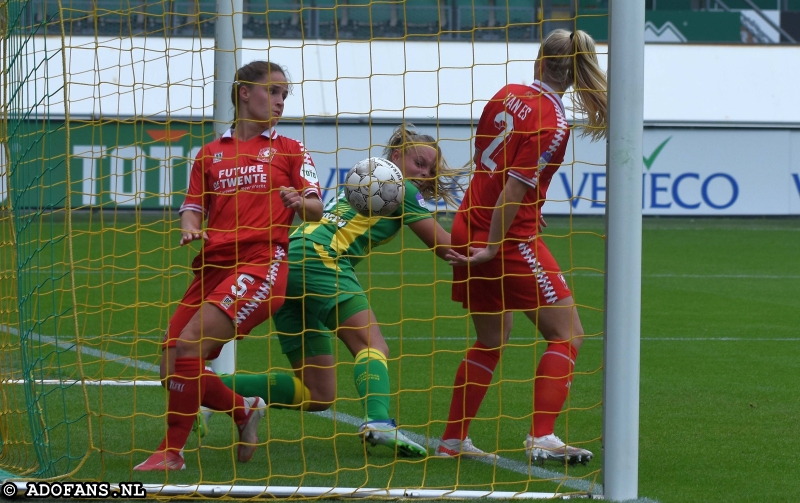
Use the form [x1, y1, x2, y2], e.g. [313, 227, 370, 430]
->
[526, 434, 593, 466]
[435, 437, 498, 462]
[359, 419, 427, 458]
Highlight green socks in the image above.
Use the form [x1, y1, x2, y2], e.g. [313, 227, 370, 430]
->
[220, 373, 309, 410]
[353, 348, 391, 421]
[218, 348, 391, 419]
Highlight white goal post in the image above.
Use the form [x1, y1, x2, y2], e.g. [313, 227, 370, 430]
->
[603, 1, 646, 500]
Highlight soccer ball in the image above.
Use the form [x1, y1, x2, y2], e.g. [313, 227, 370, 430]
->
[344, 157, 405, 217]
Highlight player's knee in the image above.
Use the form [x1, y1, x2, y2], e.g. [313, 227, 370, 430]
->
[306, 386, 335, 412]
[160, 350, 174, 383]
[374, 342, 390, 358]
[543, 330, 584, 352]
[364, 331, 390, 357]
[476, 333, 504, 351]
[305, 401, 332, 412]
[355, 331, 389, 357]
[174, 337, 203, 358]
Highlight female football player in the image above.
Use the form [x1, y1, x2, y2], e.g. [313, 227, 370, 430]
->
[135, 60, 323, 471]
[221, 124, 461, 458]
[436, 29, 608, 465]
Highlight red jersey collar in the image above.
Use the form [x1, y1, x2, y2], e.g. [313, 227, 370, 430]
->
[222, 127, 278, 140]
[529, 80, 565, 114]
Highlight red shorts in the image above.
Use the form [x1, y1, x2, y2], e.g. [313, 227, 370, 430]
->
[451, 215, 571, 312]
[162, 245, 288, 359]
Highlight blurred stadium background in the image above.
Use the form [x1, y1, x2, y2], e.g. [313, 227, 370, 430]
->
[20, 0, 800, 43]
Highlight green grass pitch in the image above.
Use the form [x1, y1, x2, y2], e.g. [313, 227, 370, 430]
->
[5, 214, 799, 502]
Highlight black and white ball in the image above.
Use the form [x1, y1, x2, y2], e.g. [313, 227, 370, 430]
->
[344, 157, 405, 217]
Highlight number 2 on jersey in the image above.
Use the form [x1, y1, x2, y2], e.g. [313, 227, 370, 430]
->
[480, 110, 515, 172]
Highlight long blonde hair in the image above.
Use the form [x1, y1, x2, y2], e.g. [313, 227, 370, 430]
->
[382, 124, 460, 208]
[539, 29, 607, 141]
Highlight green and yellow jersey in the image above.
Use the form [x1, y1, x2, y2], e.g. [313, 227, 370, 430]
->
[290, 179, 432, 265]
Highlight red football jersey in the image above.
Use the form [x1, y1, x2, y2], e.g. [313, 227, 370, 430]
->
[180, 128, 321, 264]
[460, 81, 570, 239]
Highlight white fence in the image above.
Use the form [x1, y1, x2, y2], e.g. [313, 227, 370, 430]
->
[13, 37, 800, 125]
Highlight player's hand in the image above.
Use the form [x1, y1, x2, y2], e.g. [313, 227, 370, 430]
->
[446, 245, 498, 266]
[280, 186, 303, 211]
[539, 214, 547, 232]
[180, 228, 209, 246]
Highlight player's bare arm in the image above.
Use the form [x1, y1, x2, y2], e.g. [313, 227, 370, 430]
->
[179, 209, 208, 246]
[280, 187, 323, 222]
[407, 218, 453, 261]
[408, 218, 481, 263]
[449, 176, 528, 266]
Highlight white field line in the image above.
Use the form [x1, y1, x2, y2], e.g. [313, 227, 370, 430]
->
[539, 225, 800, 232]
[1, 325, 602, 497]
[0, 324, 160, 373]
[68, 333, 800, 342]
[388, 336, 800, 342]
[27, 269, 800, 279]
[642, 226, 800, 232]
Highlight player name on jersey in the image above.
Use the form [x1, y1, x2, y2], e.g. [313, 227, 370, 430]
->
[502, 94, 533, 121]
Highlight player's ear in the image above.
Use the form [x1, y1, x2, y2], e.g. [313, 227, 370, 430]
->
[390, 149, 402, 166]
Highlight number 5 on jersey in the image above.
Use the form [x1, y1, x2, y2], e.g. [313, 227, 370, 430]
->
[232, 274, 255, 297]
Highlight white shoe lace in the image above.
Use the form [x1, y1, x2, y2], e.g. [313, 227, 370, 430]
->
[535, 434, 565, 449]
[438, 437, 495, 458]
[459, 438, 483, 454]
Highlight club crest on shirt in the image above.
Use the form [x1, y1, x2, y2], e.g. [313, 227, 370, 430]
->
[257, 147, 277, 163]
[213, 152, 223, 163]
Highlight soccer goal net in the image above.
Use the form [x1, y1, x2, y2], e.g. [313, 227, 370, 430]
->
[0, 0, 640, 499]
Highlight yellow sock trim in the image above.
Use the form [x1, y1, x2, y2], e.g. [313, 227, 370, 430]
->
[354, 348, 388, 370]
[292, 377, 311, 411]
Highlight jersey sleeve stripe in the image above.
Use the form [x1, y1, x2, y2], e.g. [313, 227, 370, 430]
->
[179, 203, 205, 214]
[302, 187, 321, 198]
[508, 170, 539, 189]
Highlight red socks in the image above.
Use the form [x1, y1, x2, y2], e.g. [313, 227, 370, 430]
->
[158, 358, 250, 454]
[442, 341, 501, 441]
[532, 341, 578, 438]
[159, 357, 204, 453]
[200, 368, 248, 424]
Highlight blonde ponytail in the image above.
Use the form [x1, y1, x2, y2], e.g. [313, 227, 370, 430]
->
[572, 30, 607, 141]
[539, 29, 608, 141]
